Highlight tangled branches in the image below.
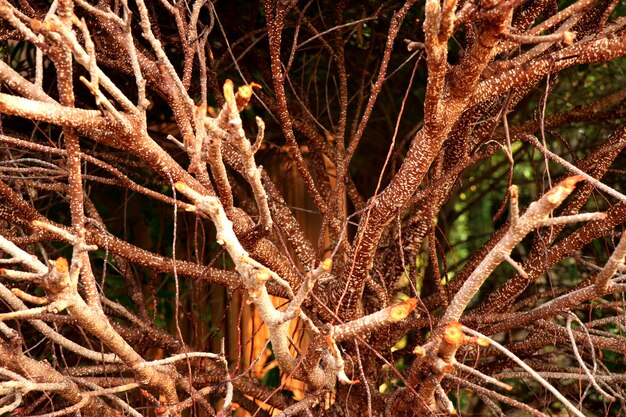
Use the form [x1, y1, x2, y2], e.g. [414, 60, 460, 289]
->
[0, 0, 625, 415]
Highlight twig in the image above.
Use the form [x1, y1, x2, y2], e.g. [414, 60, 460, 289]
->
[510, 185, 519, 227]
[502, 29, 576, 45]
[274, 395, 319, 417]
[134, 352, 222, 367]
[0, 392, 21, 415]
[503, 254, 528, 279]
[217, 339, 234, 416]
[461, 325, 585, 417]
[0, 234, 47, 274]
[540, 212, 607, 226]
[435, 383, 456, 415]
[439, 176, 585, 326]
[524, 134, 626, 203]
[595, 231, 626, 290]
[446, 374, 550, 417]
[453, 360, 513, 391]
[0, 282, 120, 362]
[332, 298, 417, 342]
[566, 313, 616, 401]
[74, 379, 142, 417]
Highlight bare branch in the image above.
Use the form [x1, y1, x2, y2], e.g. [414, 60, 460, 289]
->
[461, 325, 585, 417]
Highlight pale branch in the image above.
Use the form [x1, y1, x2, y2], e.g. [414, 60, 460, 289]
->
[461, 326, 585, 417]
[0, 381, 68, 395]
[594, 231, 626, 290]
[174, 181, 328, 386]
[0, 0, 41, 45]
[453, 360, 513, 391]
[134, 0, 193, 116]
[509, 184, 519, 226]
[0, 392, 21, 415]
[0, 282, 120, 362]
[0, 234, 47, 274]
[134, 352, 223, 368]
[0, 299, 71, 321]
[217, 339, 234, 417]
[252, 116, 266, 154]
[0, 93, 109, 132]
[496, 371, 626, 383]
[503, 254, 528, 279]
[120, 2, 148, 114]
[1, 242, 178, 404]
[438, 176, 586, 326]
[332, 298, 417, 342]
[78, 75, 126, 124]
[34, 14, 137, 114]
[73, 380, 143, 417]
[204, 116, 234, 211]
[565, 313, 617, 401]
[524, 134, 626, 204]
[9, 288, 48, 305]
[0, 342, 111, 414]
[42, 50, 95, 312]
[435, 384, 456, 415]
[32, 220, 98, 251]
[282, 258, 332, 323]
[446, 375, 551, 417]
[540, 212, 607, 226]
[501, 29, 576, 45]
[217, 80, 272, 231]
[63, 274, 180, 405]
[0, 59, 55, 103]
[0, 269, 44, 281]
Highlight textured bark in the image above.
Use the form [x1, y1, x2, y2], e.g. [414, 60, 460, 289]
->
[0, 0, 625, 415]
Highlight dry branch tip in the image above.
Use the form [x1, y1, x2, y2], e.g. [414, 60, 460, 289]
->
[53, 258, 69, 273]
[321, 258, 333, 272]
[223, 79, 235, 102]
[389, 298, 418, 322]
[546, 175, 584, 204]
[173, 182, 186, 193]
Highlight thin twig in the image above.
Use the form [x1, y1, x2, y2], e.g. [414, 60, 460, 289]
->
[462, 326, 585, 417]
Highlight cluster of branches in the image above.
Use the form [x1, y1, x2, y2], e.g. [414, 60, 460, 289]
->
[0, 0, 625, 415]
